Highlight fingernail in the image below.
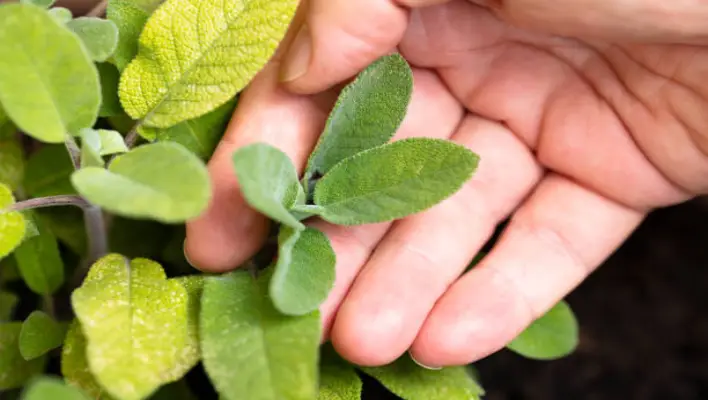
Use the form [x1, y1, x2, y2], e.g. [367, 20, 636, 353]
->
[281, 24, 312, 82]
[183, 239, 196, 268]
[409, 352, 442, 370]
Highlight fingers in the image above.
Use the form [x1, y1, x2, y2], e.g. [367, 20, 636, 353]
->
[409, 174, 645, 367]
[329, 116, 543, 366]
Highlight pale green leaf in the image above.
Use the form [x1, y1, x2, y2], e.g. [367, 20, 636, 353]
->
[13, 212, 64, 296]
[506, 300, 579, 360]
[271, 227, 335, 316]
[23, 145, 76, 198]
[201, 270, 320, 400]
[0, 136, 25, 190]
[98, 63, 123, 117]
[0, 4, 100, 143]
[166, 275, 204, 381]
[360, 355, 484, 400]
[61, 320, 113, 400]
[0, 323, 47, 390]
[0, 291, 18, 321]
[0, 184, 26, 260]
[106, 0, 150, 71]
[21, 377, 91, 400]
[119, 0, 298, 128]
[71, 142, 211, 223]
[67, 17, 119, 63]
[318, 345, 362, 400]
[71, 254, 191, 400]
[314, 138, 479, 225]
[19, 311, 65, 360]
[19, 0, 54, 8]
[48, 7, 72, 24]
[305, 54, 413, 182]
[79, 128, 128, 168]
[231, 144, 304, 230]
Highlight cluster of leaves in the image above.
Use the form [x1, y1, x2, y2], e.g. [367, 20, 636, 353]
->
[0, 0, 580, 399]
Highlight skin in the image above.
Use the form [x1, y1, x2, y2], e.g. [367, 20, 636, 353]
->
[73, 0, 708, 368]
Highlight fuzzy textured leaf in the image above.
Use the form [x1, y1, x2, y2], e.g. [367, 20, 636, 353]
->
[71, 142, 211, 223]
[314, 138, 479, 225]
[80, 128, 128, 168]
[305, 54, 412, 181]
[13, 212, 64, 296]
[107, 0, 150, 71]
[0, 291, 18, 321]
[67, 17, 119, 63]
[98, 63, 123, 117]
[166, 275, 204, 381]
[360, 355, 484, 400]
[0, 136, 24, 190]
[271, 227, 336, 316]
[23, 145, 76, 198]
[0, 4, 100, 143]
[48, 7, 73, 23]
[22, 377, 91, 400]
[19, 311, 65, 360]
[201, 270, 320, 400]
[0, 323, 47, 390]
[506, 300, 579, 360]
[71, 254, 191, 400]
[0, 184, 26, 260]
[61, 321, 113, 400]
[232, 144, 304, 230]
[119, 0, 298, 127]
[318, 345, 362, 400]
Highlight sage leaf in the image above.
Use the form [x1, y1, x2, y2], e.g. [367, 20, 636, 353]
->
[0, 184, 26, 260]
[506, 300, 579, 360]
[119, 0, 298, 128]
[0, 135, 25, 190]
[318, 345, 362, 400]
[271, 227, 336, 316]
[19, 311, 66, 360]
[23, 145, 76, 198]
[67, 17, 119, 63]
[71, 142, 211, 223]
[201, 270, 320, 400]
[0, 323, 47, 390]
[314, 138, 479, 225]
[98, 63, 123, 117]
[48, 7, 73, 24]
[61, 321, 113, 400]
[0, 291, 18, 321]
[21, 377, 91, 400]
[107, 0, 150, 71]
[71, 254, 191, 400]
[0, 3, 100, 143]
[360, 355, 485, 400]
[19, 0, 54, 8]
[305, 54, 413, 181]
[13, 212, 64, 296]
[80, 128, 128, 168]
[231, 144, 304, 230]
[166, 275, 204, 381]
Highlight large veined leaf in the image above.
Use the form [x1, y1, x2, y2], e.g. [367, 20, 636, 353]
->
[271, 227, 336, 316]
[13, 212, 65, 296]
[23, 145, 76, 198]
[506, 300, 579, 360]
[67, 17, 119, 63]
[21, 377, 91, 400]
[71, 254, 191, 400]
[0, 3, 100, 143]
[0, 323, 47, 390]
[0, 135, 24, 190]
[19, 311, 66, 360]
[107, 0, 151, 71]
[61, 321, 113, 400]
[317, 345, 362, 400]
[201, 270, 320, 400]
[166, 275, 204, 381]
[0, 183, 26, 259]
[231, 144, 304, 230]
[314, 138, 479, 225]
[71, 142, 211, 223]
[305, 54, 413, 182]
[119, 0, 298, 128]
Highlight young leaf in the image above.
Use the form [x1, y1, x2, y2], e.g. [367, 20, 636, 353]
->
[19, 311, 66, 360]
[0, 323, 47, 390]
[106, 0, 150, 71]
[271, 227, 336, 316]
[71, 142, 211, 223]
[97, 63, 123, 117]
[13, 212, 65, 296]
[305, 54, 413, 182]
[318, 345, 362, 400]
[0, 135, 25, 190]
[79, 128, 129, 168]
[0, 291, 18, 321]
[19, 0, 55, 8]
[119, 0, 298, 128]
[200, 270, 320, 400]
[0, 183, 26, 260]
[506, 300, 579, 360]
[0, 3, 100, 143]
[360, 355, 485, 400]
[231, 144, 305, 230]
[23, 145, 76, 198]
[67, 17, 120, 63]
[314, 138, 479, 225]
[21, 376, 91, 400]
[71, 255, 191, 400]
[48, 7, 73, 23]
[166, 275, 204, 381]
[61, 321, 113, 400]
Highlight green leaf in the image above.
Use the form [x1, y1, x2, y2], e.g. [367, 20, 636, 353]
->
[61, 320, 113, 400]
[0, 291, 18, 321]
[0, 183, 26, 260]
[231, 144, 304, 230]
[67, 17, 120, 63]
[98, 63, 124, 117]
[201, 270, 320, 400]
[19, 0, 55, 8]
[318, 345, 362, 400]
[0, 257, 21, 283]
[106, 0, 150, 71]
[71, 142, 211, 223]
[271, 227, 336, 316]
[506, 300, 579, 360]
[79, 128, 128, 168]
[36, 208, 87, 256]
[47, 7, 73, 24]
[0, 136, 25, 190]
[305, 54, 413, 182]
[0, 323, 47, 390]
[140, 98, 237, 160]
[21, 377, 91, 400]
[314, 138, 479, 225]
[119, 0, 298, 128]
[71, 254, 191, 400]
[13, 212, 64, 296]
[19, 311, 65, 360]
[23, 145, 76, 198]
[0, 3, 100, 143]
[360, 355, 484, 400]
[166, 275, 204, 381]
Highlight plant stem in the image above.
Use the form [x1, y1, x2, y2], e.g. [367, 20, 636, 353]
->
[83, 205, 108, 265]
[64, 136, 81, 169]
[124, 123, 141, 148]
[43, 295, 56, 319]
[7, 195, 92, 212]
[86, 0, 109, 17]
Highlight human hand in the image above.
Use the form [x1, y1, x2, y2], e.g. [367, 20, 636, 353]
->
[185, 0, 708, 368]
